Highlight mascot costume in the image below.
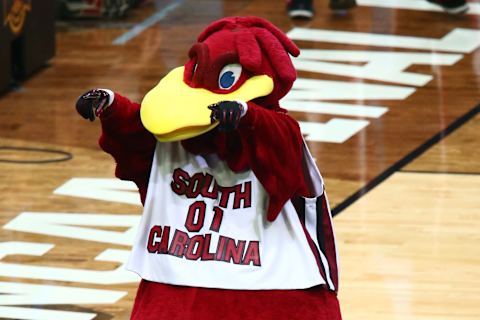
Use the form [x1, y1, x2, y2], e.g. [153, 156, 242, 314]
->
[76, 16, 341, 320]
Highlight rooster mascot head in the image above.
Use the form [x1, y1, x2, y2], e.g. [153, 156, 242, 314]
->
[140, 16, 300, 142]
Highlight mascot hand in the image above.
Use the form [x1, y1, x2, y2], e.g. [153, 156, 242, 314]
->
[76, 89, 111, 121]
[208, 101, 245, 132]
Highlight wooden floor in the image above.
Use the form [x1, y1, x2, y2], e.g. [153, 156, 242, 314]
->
[0, 0, 479, 319]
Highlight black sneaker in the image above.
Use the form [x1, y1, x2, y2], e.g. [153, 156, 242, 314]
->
[329, 0, 357, 12]
[287, 0, 314, 19]
[427, 0, 469, 14]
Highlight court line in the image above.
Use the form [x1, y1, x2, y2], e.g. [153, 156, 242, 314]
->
[112, 0, 184, 45]
[357, 0, 480, 16]
[332, 103, 480, 216]
[0, 146, 73, 164]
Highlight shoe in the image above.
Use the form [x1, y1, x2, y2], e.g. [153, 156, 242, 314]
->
[329, 0, 357, 11]
[427, 0, 469, 14]
[287, 0, 314, 19]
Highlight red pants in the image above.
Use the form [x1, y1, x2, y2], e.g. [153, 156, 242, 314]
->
[131, 280, 342, 320]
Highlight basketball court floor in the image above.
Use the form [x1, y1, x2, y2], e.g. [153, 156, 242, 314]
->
[0, 0, 479, 319]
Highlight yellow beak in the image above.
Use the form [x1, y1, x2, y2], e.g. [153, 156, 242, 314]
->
[140, 66, 274, 142]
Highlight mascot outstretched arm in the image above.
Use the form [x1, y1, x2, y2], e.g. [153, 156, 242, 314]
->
[76, 16, 341, 320]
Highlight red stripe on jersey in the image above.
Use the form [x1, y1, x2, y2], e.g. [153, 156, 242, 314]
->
[320, 195, 339, 290]
[300, 222, 327, 282]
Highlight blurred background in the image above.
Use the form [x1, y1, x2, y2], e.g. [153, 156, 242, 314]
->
[0, 0, 479, 319]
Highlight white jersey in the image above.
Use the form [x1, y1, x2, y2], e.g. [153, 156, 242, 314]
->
[126, 141, 339, 291]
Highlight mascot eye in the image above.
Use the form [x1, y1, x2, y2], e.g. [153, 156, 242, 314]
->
[218, 64, 242, 90]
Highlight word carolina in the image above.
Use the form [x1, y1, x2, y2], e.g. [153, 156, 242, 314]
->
[147, 226, 261, 266]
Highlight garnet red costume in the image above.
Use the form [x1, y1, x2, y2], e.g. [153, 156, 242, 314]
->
[79, 16, 342, 320]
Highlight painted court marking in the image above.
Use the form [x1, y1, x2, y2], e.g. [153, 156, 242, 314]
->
[112, 0, 184, 45]
[357, 0, 480, 15]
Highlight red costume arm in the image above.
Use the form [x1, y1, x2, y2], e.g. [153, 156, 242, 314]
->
[182, 103, 308, 221]
[98, 93, 157, 204]
[221, 102, 309, 221]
